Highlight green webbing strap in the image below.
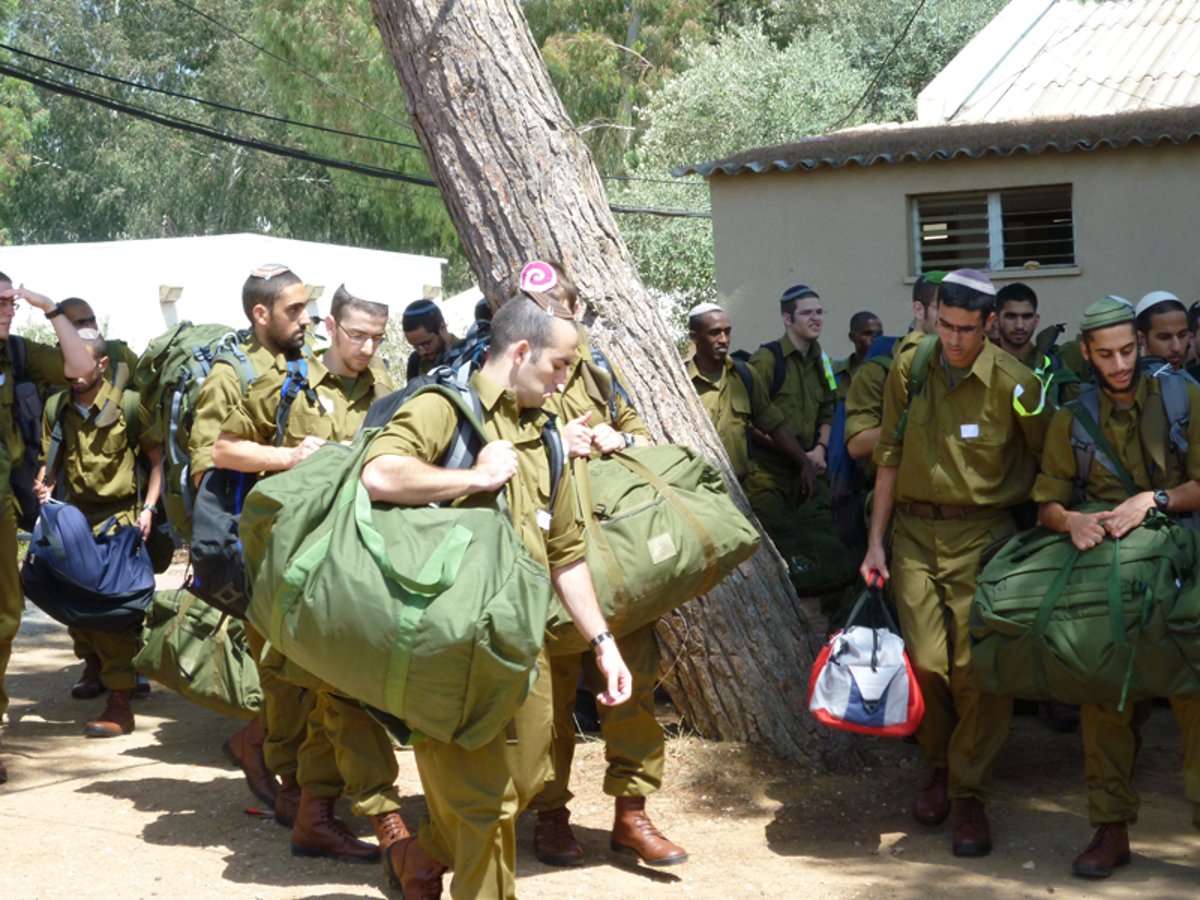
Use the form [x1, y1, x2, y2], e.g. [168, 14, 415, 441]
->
[893, 334, 938, 442]
[573, 453, 631, 610]
[1070, 401, 1141, 497]
[1119, 577, 1155, 712]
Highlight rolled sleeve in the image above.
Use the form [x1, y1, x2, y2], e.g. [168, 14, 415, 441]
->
[546, 460, 586, 570]
[1031, 408, 1078, 506]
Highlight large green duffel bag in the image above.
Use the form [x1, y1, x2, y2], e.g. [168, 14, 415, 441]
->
[545, 445, 760, 656]
[133, 589, 262, 720]
[970, 513, 1200, 705]
[240, 428, 555, 751]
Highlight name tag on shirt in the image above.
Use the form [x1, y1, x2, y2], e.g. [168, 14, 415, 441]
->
[319, 396, 335, 414]
[536, 509, 552, 531]
[960, 424, 980, 439]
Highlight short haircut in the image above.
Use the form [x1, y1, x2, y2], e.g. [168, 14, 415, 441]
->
[474, 296, 493, 323]
[937, 280, 994, 318]
[996, 282, 1038, 311]
[330, 284, 388, 322]
[242, 265, 303, 320]
[0, 271, 10, 284]
[60, 297, 93, 314]
[76, 327, 107, 360]
[491, 295, 558, 358]
[401, 299, 444, 333]
[1136, 299, 1187, 334]
[912, 274, 939, 309]
[849, 311, 880, 330]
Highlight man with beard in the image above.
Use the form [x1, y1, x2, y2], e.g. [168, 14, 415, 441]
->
[1135, 290, 1193, 375]
[1032, 295, 1200, 877]
[402, 299, 461, 382]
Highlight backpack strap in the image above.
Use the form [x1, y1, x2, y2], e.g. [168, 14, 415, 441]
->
[274, 359, 317, 448]
[9, 334, 26, 381]
[42, 390, 71, 481]
[892, 333, 938, 442]
[588, 345, 635, 426]
[763, 340, 786, 398]
[729, 357, 758, 462]
[1067, 388, 1140, 498]
[1158, 369, 1191, 459]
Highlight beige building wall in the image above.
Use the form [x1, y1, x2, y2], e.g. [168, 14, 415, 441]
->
[709, 140, 1200, 359]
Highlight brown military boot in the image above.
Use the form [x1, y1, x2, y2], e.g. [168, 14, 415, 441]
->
[951, 797, 992, 857]
[1071, 823, 1130, 878]
[370, 810, 411, 855]
[222, 717, 279, 808]
[71, 655, 104, 700]
[535, 807, 584, 866]
[913, 766, 950, 825]
[611, 796, 688, 866]
[290, 790, 380, 862]
[383, 835, 447, 899]
[85, 689, 135, 737]
[274, 773, 301, 828]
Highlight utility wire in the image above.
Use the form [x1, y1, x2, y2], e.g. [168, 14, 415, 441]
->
[833, 0, 930, 129]
[0, 42, 425, 152]
[1, 59, 709, 219]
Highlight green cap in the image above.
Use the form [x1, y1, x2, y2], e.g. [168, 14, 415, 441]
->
[1080, 295, 1134, 333]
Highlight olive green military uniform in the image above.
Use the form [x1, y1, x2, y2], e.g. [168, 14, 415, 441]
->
[875, 339, 1047, 800]
[533, 327, 661, 813]
[745, 335, 853, 595]
[405, 333, 461, 383]
[1007, 343, 1082, 408]
[844, 332, 925, 485]
[0, 339, 66, 718]
[688, 356, 784, 482]
[190, 338, 403, 821]
[42, 380, 158, 692]
[365, 369, 583, 899]
[1032, 377, 1200, 828]
[832, 352, 866, 400]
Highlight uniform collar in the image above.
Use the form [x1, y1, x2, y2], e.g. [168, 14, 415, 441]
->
[940, 338, 998, 388]
[1097, 374, 1152, 422]
[71, 378, 121, 418]
[686, 356, 727, 382]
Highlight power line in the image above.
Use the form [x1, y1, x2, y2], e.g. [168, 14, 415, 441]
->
[833, 0, 930, 129]
[1, 59, 709, 219]
[0, 42, 426, 152]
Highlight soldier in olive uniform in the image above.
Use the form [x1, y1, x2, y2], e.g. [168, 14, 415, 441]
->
[58, 298, 141, 388]
[1032, 295, 1200, 878]
[832, 311, 883, 396]
[190, 270, 406, 861]
[686, 303, 814, 488]
[521, 262, 686, 870]
[861, 268, 1049, 857]
[402, 299, 461, 383]
[363, 293, 633, 900]
[0, 277, 96, 784]
[35, 329, 162, 737]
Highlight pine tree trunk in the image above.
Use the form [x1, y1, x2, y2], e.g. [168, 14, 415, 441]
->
[369, 0, 859, 767]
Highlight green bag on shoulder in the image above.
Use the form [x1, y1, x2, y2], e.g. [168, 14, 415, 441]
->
[239, 408, 555, 751]
[133, 589, 262, 720]
[970, 512, 1200, 706]
[545, 445, 760, 656]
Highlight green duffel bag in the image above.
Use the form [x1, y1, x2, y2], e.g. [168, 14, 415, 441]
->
[545, 445, 760, 656]
[133, 588, 262, 720]
[240, 424, 554, 751]
[970, 513, 1200, 706]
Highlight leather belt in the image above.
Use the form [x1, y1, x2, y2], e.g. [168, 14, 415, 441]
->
[902, 501, 991, 520]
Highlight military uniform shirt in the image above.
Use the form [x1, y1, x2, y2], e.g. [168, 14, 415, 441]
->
[548, 325, 650, 446]
[1032, 377, 1200, 506]
[0, 338, 66, 468]
[365, 370, 586, 573]
[41, 380, 156, 523]
[688, 356, 783, 481]
[748, 334, 835, 455]
[874, 339, 1048, 508]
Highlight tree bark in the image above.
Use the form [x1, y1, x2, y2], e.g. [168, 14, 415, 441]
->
[369, 0, 858, 767]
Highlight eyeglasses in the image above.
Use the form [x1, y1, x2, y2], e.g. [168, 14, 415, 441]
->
[936, 316, 983, 337]
[337, 322, 386, 347]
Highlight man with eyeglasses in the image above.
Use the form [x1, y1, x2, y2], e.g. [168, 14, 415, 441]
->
[402, 299, 461, 382]
[191, 270, 407, 862]
[861, 268, 1049, 858]
[0, 273, 96, 784]
[744, 284, 855, 606]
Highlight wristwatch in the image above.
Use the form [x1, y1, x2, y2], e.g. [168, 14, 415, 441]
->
[622, 432, 635, 449]
[1153, 489, 1170, 511]
[44, 303, 63, 320]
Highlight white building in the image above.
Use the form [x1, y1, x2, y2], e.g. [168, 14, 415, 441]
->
[0, 233, 445, 351]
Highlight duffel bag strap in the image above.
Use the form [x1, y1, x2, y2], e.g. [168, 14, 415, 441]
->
[572, 454, 631, 606]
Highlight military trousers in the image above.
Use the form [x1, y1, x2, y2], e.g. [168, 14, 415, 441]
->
[298, 684, 402, 817]
[0, 501, 19, 717]
[69, 626, 139, 691]
[244, 622, 316, 779]
[1082, 692, 1200, 827]
[530, 623, 663, 812]
[415, 649, 553, 899]
[891, 508, 1016, 800]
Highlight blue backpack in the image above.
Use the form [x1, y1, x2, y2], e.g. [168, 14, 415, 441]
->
[21, 501, 155, 633]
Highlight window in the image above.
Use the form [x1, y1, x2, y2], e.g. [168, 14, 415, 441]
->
[912, 185, 1075, 274]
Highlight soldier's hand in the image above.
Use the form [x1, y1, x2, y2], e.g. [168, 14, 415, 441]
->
[797, 452, 817, 497]
[1066, 510, 1108, 551]
[473, 440, 518, 491]
[806, 444, 827, 475]
[860, 544, 889, 585]
[561, 412, 593, 459]
[137, 508, 154, 541]
[590, 423, 626, 455]
[286, 436, 326, 468]
[1, 283, 54, 313]
[593, 639, 633, 706]
[1103, 493, 1155, 539]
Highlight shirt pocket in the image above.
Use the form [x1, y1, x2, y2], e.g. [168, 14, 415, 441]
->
[952, 421, 1010, 477]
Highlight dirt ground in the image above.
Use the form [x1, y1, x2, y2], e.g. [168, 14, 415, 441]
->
[2, 599, 1199, 900]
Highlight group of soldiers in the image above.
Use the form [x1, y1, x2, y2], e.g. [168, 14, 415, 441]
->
[686, 272, 1200, 880]
[1, 260, 1198, 895]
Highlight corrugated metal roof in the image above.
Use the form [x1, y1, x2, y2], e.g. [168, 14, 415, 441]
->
[672, 104, 1200, 178]
[921, 0, 1200, 123]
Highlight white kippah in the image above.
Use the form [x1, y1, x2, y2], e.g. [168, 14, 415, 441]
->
[687, 302, 724, 319]
[1135, 290, 1180, 317]
[942, 268, 996, 296]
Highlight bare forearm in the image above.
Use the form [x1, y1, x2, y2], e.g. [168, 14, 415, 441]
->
[361, 454, 489, 505]
[867, 466, 898, 549]
[144, 447, 164, 508]
[212, 433, 292, 474]
[847, 427, 880, 461]
[550, 558, 609, 644]
[1037, 501, 1073, 533]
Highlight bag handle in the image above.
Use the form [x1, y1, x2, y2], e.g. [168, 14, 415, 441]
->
[572, 453, 631, 608]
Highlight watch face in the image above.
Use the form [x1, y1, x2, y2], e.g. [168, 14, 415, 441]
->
[1155, 490, 1170, 509]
